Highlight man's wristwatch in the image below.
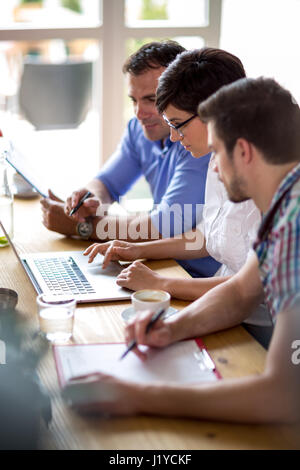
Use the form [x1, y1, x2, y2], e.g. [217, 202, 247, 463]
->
[76, 219, 93, 239]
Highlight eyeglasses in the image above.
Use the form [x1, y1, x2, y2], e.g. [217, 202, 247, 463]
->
[162, 113, 198, 138]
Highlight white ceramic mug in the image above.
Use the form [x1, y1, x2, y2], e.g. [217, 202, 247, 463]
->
[131, 289, 170, 314]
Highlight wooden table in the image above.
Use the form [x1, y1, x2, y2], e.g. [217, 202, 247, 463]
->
[1, 198, 300, 450]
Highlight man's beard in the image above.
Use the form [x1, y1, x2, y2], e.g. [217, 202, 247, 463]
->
[224, 174, 250, 203]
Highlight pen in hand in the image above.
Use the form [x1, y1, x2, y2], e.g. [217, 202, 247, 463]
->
[119, 308, 165, 360]
[69, 191, 92, 216]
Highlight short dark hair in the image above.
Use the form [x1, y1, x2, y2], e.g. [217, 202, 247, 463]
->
[198, 77, 300, 165]
[156, 47, 246, 114]
[122, 40, 185, 76]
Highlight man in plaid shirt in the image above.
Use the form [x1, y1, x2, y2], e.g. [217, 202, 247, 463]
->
[63, 77, 300, 424]
[253, 162, 300, 319]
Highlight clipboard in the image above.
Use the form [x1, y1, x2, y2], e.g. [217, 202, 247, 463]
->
[53, 339, 221, 389]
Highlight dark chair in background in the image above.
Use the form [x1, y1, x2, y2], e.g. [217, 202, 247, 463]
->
[19, 59, 92, 130]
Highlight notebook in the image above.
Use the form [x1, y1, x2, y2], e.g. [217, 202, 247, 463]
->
[54, 339, 221, 391]
[0, 219, 132, 303]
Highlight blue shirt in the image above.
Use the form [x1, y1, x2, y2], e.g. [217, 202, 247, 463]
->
[97, 117, 220, 277]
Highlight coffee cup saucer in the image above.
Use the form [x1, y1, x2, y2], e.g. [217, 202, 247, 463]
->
[121, 305, 178, 323]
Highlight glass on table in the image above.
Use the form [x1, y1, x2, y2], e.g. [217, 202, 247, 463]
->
[36, 294, 76, 343]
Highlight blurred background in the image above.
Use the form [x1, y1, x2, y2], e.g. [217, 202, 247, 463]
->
[0, 0, 299, 201]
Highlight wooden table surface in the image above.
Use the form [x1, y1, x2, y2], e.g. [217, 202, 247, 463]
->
[1, 198, 299, 450]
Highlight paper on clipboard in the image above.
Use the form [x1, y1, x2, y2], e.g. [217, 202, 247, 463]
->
[54, 339, 221, 388]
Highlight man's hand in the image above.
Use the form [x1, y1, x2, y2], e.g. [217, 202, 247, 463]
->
[84, 240, 144, 269]
[41, 189, 77, 236]
[62, 372, 142, 416]
[124, 308, 174, 361]
[116, 260, 162, 291]
[65, 188, 100, 222]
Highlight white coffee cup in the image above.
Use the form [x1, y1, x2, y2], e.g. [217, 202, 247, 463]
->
[131, 289, 170, 314]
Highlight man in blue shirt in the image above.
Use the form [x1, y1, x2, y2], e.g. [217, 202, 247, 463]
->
[41, 41, 219, 277]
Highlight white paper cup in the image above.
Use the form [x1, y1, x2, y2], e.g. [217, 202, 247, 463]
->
[131, 289, 170, 314]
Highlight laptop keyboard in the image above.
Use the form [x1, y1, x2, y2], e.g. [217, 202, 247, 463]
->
[34, 256, 96, 296]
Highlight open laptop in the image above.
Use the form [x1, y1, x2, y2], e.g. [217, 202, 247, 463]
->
[0, 220, 132, 303]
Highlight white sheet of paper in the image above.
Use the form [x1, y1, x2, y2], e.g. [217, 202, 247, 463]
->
[55, 340, 217, 386]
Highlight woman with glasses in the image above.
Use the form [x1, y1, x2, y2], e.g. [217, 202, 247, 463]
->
[84, 48, 271, 338]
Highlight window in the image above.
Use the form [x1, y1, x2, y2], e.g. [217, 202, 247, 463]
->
[125, 0, 208, 27]
[220, 0, 300, 103]
[0, 0, 221, 200]
[0, 1, 101, 27]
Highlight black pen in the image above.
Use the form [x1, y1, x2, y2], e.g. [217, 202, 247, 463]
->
[119, 308, 165, 360]
[69, 191, 92, 216]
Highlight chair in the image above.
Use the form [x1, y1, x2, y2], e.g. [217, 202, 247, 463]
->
[19, 59, 92, 130]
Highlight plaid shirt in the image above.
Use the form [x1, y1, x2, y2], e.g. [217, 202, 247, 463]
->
[253, 162, 300, 321]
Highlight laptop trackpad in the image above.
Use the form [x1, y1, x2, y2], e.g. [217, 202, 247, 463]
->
[86, 263, 122, 277]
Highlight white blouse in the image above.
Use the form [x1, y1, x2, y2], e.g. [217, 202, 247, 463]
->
[197, 158, 271, 326]
[198, 158, 261, 276]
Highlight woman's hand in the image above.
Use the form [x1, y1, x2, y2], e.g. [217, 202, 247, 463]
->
[116, 260, 163, 291]
[84, 240, 144, 269]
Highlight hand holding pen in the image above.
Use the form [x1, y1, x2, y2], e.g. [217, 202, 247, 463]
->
[120, 308, 166, 360]
[65, 189, 99, 222]
[69, 191, 92, 216]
